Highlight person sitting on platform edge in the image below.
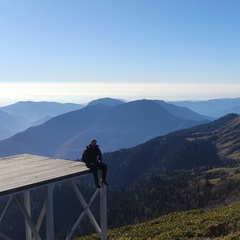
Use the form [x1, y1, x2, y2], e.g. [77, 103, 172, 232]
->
[81, 139, 108, 188]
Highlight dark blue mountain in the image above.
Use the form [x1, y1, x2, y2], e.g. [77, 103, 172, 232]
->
[1, 101, 83, 122]
[87, 97, 125, 107]
[0, 101, 84, 140]
[0, 99, 209, 159]
[0, 110, 30, 140]
[154, 100, 213, 121]
[170, 98, 240, 117]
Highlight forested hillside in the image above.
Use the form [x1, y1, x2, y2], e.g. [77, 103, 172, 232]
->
[58, 113, 240, 238]
[104, 113, 240, 187]
[1, 114, 240, 239]
[87, 114, 240, 237]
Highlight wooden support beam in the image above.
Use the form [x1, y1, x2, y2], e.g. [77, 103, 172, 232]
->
[45, 184, 55, 240]
[100, 184, 107, 240]
[0, 196, 12, 225]
[15, 194, 41, 240]
[0, 154, 107, 239]
[24, 191, 32, 240]
[66, 181, 100, 240]
[36, 200, 46, 232]
[0, 232, 12, 240]
[69, 180, 101, 233]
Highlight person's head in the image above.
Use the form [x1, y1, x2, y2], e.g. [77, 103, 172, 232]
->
[90, 139, 97, 147]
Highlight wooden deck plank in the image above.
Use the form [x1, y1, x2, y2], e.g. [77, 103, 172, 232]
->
[0, 158, 84, 175]
[0, 165, 88, 185]
[0, 154, 91, 196]
[0, 165, 88, 184]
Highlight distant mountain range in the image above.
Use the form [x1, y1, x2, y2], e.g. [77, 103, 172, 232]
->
[1, 97, 240, 158]
[0, 109, 30, 140]
[0, 98, 210, 158]
[0, 101, 84, 140]
[170, 97, 240, 118]
[1, 97, 240, 141]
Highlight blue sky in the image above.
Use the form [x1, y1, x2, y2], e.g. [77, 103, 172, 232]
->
[0, 0, 240, 105]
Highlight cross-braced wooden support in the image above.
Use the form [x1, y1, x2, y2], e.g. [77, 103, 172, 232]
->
[0, 179, 107, 240]
[0, 154, 108, 240]
[66, 180, 107, 240]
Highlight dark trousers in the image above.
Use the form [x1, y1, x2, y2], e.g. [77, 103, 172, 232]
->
[87, 161, 107, 183]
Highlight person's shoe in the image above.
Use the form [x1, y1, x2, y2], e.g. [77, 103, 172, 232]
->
[95, 182, 101, 188]
[100, 179, 108, 186]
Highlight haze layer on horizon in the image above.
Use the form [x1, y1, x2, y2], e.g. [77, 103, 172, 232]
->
[0, 82, 239, 107]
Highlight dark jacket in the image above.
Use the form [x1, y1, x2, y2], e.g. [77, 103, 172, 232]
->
[82, 144, 102, 165]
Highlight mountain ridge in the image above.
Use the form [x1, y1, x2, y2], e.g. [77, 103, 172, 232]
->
[2, 96, 240, 142]
[103, 114, 240, 188]
[0, 99, 209, 158]
[0, 101, 84, 140]
[170, 97, 240, 117]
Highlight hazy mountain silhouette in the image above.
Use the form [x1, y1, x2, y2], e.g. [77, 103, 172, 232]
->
[1, 101, 83, 121]
[0, 99, 209, 159]
[0, 99, 122, 140]
[87, 97, 125, 107]
[0, 101, 84, 140]
[0, 110, 30, 140]
[211, 105, 240, 118]
[154, 100, 213, 120]
[170, 98, 240, 118]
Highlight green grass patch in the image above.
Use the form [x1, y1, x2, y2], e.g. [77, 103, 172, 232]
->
[75, 202, 240, 240]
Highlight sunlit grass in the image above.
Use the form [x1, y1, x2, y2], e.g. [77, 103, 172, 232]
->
[75, 202, 240, 240]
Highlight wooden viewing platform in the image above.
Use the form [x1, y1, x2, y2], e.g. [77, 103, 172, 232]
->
[0, 154, 107, 240]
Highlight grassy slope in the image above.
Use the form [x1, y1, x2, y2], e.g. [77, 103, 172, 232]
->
[76, 202, 240, 240]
